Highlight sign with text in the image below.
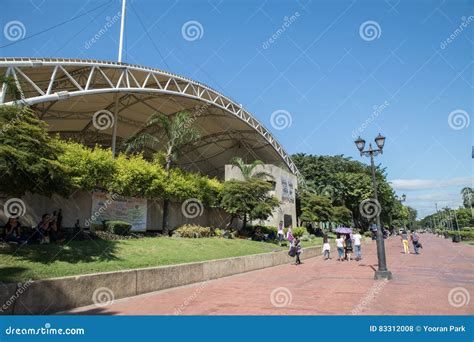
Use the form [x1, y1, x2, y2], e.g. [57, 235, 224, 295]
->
[90, 192, 147, 231]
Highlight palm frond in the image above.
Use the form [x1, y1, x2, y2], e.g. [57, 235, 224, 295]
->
[122, 132, 160, 154]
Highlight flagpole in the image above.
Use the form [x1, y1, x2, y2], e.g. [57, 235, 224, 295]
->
[118, 0, 126, 62]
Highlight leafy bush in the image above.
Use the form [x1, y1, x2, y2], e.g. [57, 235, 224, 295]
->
[300, 233, 311, 241]
[173, 224, 213, 238]
[364, 231, 373, 238]
[446, 230, 474, 241]
[292, 227, 307, 238]
[105, 220, 132, 235]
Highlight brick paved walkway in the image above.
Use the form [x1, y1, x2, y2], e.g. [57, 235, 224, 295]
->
[66, 234, 474, 315]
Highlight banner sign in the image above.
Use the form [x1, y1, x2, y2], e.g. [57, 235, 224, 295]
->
[89, 192, 147, 231]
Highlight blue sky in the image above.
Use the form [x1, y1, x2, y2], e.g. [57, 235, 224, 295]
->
[1, 0, 472, 218]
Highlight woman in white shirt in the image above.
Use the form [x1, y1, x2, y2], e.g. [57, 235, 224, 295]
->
[336, 234, 345, 261]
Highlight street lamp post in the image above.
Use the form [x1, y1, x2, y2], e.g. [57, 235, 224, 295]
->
[355, 134, 393, 280]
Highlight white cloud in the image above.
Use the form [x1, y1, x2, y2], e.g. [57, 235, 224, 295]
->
[390, 176, 473, 191]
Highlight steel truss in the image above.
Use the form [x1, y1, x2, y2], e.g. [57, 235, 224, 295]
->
[0, 57, 299, 175]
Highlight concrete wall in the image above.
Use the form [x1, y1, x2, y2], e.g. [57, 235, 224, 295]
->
[0, 192, 92, 229]
[0, 246, 320, 315]
[0, 192, 230, 231]
[225, 164, 298, 228]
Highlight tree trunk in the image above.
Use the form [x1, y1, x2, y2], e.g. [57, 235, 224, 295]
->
[162, 199, 170, 236]
[162, 156, 172, 236]
[242, 214, 247, 230]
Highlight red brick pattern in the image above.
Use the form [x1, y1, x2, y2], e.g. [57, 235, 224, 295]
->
[67, 234, 474, 315]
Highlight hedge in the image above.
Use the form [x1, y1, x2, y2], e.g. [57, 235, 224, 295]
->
[105, 220, 132, 235]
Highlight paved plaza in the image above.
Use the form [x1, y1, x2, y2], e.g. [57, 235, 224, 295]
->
[67, 234, 474, 315]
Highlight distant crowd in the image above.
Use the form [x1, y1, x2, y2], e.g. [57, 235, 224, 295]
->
[277, 221, 423, 265]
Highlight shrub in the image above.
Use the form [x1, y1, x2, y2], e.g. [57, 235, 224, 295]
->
[292, 227, 307, 238]
[105, 220, 132, 235]
[173, 224, 212, 238]
[364, 231, 373, 238]
[446, 230, 474, 241]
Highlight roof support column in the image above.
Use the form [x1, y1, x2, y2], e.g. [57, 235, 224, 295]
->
[111, 95, 119, 158]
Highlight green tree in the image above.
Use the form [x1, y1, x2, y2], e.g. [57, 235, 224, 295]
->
[299, 193, 334, 224]
[332, 206, 353, 226]
[461, 187, 473, 208]
[0, 105, 71, 196]
[58, 140, 116, 191]
[123, 111, 201, 234]
[230, 157, 272, 181]
[293, 153, 400, 230]
[221, 179, 279, 229]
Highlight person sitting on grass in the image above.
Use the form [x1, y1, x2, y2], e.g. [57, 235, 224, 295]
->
[35, 213, 52, 244]
[4, 218, 26, 245]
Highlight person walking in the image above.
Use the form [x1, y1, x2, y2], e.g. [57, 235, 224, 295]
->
[286, 225, 294, 245]
[336, 234, 345, 261]
[277, 221, 284, 246]
[322, 235, 331, 260]
[410, 230, 421, 254]
[401, 230, 410, 254]
[353, 230, 362, 261]
[294, 237, 302, 265]
[344, 234, 353, 261]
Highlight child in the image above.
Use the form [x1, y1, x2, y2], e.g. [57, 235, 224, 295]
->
[294, 237, 302, 265]
[322, 235, 331, 260]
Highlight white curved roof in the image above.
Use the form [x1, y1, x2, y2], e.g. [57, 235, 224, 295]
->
[0, 57, 299, 178]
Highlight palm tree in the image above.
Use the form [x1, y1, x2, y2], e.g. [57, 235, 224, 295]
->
[461, 187, 473, 208]
[122, 111, 201, 235]
[230, 157, 272, 181]
[122, 130, 160, 155]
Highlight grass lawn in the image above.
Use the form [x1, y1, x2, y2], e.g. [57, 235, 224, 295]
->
[0, 237, 323, 283]
[461, 240, 474, 247]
